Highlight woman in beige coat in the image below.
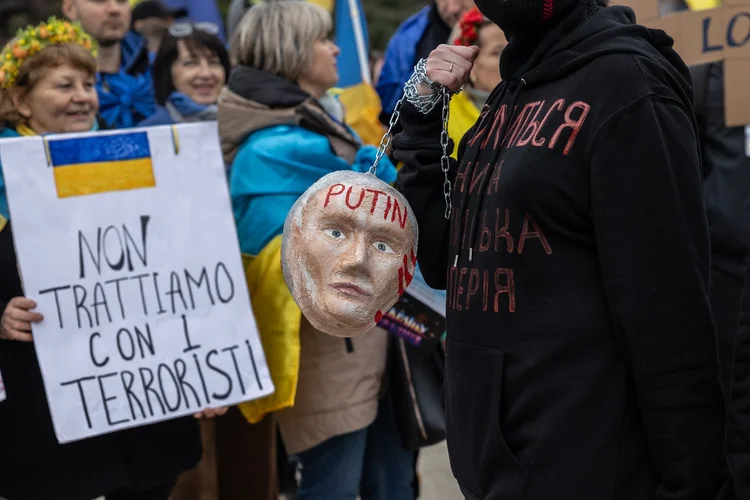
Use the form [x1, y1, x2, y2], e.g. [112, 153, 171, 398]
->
[219, 2, 414, 499]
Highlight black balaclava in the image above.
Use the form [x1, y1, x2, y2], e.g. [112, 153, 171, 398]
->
[474, 0, 607, 79]
[452, 0, 607, 263]
[476, 0, 584, 34]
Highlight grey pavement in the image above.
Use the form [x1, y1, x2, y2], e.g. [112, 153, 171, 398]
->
[417, 441, 462, 500]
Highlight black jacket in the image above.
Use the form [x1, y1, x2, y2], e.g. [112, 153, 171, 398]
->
[0, 225, 201, 498]
[727, 256, 750, 499]
[694, 62, 750, 280]
[394, 4, 726, 499]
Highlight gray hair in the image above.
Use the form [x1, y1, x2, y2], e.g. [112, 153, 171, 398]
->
[230, 1, 332, 82]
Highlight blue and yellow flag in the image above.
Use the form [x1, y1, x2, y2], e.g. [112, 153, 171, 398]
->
[48, 132, 156, 199]
[327, 0, 385, 146]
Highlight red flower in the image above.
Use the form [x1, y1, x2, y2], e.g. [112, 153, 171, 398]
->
[454, 7, 486, 47]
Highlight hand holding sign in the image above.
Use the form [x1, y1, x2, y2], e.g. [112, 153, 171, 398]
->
[0, 297, 44, 342]
[0, 124, 273, 443]
[193, 406, 229, 419]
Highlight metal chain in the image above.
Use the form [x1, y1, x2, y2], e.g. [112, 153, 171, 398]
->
[439, 87, 452, 220]
[368, 87, 454, 221]
[368, 95, 403, 176]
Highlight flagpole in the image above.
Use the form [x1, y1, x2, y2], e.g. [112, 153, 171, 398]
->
[345, 0, 372, 85]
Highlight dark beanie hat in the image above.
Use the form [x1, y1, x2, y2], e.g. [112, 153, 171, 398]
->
[474, 0, 586, 34]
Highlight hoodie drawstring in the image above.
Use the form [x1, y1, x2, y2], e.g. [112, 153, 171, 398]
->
[453, 78, 528, 266]
[452, 82, 509, 267]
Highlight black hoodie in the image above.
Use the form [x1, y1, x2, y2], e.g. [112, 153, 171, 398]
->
[393, 3, 726, 500]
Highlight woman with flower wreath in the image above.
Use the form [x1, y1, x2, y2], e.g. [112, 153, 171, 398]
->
[446, 7, 506, 159]
[0, 17, 217, 500]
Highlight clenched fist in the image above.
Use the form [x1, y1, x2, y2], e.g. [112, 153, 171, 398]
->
[419, 44, 481, 95]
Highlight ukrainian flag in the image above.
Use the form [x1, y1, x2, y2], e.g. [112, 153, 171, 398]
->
[48, 132, 156, 199]
[327, 0, 385, 146]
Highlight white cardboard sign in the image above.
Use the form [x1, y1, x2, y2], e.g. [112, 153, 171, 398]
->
[0, 123, 273, 443]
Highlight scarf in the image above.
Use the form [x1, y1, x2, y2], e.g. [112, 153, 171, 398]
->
[96, 69, 156, 129]
[466, 85, 492, 110]
[165, 91, 218, 123]
[16, 124, 35, 136]
[218, 89, 361, 167]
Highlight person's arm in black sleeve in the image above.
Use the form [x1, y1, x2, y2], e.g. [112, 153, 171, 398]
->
[393, 102, 469, 290]
[728, 260, 750, 498]
[589, 96, 726, 499]
[694, 63, 750, 279]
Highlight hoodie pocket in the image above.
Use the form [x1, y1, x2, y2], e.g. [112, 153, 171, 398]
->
[445, 340, 527, 499]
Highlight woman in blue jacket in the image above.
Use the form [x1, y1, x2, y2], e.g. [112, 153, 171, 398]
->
[140, 22, 230, 126]
[219, 2, 415, 499]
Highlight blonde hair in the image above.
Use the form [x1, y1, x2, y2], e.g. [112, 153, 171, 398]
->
[230, 1, 332, 82]
[0, 43, 97, 127]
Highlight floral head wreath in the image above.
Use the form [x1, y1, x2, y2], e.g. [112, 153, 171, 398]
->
[454, 7, 488, 47]
[0, 17, 99, 90]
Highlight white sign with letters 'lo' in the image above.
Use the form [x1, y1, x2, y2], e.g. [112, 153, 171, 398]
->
[0, 123, 274, 443]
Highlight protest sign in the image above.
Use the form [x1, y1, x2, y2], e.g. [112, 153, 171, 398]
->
[614, 0, 750, 126]
[0, 123, 274, 443]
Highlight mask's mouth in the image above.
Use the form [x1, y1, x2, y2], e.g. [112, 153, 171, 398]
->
[330, 282, 374, 298]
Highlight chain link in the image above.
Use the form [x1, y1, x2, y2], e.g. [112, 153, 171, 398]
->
[368, 95, 403, 176]
[439, 87, 452, 220]
[368, 84, 454, 221]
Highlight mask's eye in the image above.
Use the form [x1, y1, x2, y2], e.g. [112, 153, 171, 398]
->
[324, 228, 345, 239]
[373, 241, 395, 254]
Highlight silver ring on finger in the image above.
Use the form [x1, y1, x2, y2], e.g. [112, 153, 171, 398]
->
[449, 62, 454, 73]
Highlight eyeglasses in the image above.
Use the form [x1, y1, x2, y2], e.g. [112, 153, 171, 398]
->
[168, 22, 221, 38]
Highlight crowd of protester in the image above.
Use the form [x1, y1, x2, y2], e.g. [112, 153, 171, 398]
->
[0, 0, 749, 499]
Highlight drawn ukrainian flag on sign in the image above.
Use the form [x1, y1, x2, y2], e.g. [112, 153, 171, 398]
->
[48, 132, 156, 199]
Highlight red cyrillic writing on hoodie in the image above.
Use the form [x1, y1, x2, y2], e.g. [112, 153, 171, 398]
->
[447, 210, 551, 313]
[451, 208, 553, 256]
[455, 160, 504, 195]
[467, 98, 591, 156]
[447, 266, 516, 313]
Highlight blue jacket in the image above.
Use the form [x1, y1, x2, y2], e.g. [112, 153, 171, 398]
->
[139, 92, 218, 126]
[230, 125, 396, 256]
[121, 31, 150, 74]
[97, 31, 156, 129]
[139, 106, 173, 126]
[376, 6, 431, 116]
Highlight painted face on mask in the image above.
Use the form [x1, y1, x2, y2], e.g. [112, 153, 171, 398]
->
[282, 171, 419, 338]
